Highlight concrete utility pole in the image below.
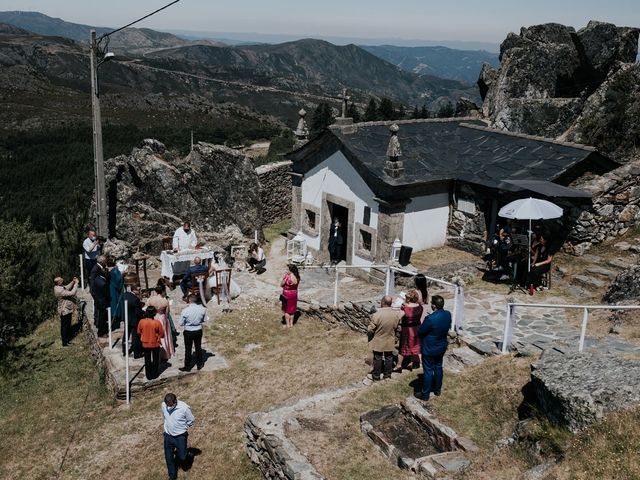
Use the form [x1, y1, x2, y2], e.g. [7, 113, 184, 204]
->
[90, 30, 109, 238]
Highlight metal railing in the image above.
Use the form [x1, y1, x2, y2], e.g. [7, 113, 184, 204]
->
[501, 302, 640, 354]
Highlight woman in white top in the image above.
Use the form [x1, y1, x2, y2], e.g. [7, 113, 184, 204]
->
[246, 242, 266, 274]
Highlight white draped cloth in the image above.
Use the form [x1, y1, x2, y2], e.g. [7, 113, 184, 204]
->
[160, 249, 214, 278]
[172, 227, 198, 251]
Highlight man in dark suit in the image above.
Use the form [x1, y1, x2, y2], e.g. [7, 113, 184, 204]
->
[89, 255, 110, 337]
[180, 256, 209, 299]
[417, 295, 452, 402]
[328, 218, 344, 265]
[122, 285, 144, 358]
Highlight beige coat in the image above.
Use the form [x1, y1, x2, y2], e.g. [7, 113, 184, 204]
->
[368, 307, 403, 352]
[55, 281, 78, 316]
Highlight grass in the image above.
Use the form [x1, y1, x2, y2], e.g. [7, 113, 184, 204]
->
[262, 218, 291, 253]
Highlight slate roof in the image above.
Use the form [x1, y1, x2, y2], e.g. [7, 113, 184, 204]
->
[289, 118, 617, 199]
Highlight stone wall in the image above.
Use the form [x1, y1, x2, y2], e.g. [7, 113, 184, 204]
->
[299, 299, 377, 334]
[257, 161, 293, 226]
[568, 159, 640, 253]
[447, 184, 487, 254]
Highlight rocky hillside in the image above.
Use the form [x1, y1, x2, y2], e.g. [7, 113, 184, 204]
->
[362, 44, 499, 83]
[479, 21, 639, 163]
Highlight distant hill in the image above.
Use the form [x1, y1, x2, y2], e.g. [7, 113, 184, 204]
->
[0, 11, 225, 54]
[361, 45, 500, 83]
[144, 38, 479, 104]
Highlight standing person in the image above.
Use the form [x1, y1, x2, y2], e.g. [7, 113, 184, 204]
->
[179, 294, 208, 372]
[414, 274, 428, 306]
[108, 260, 125, 329]
[162, 393, 195, 480]
[82, 230, 101, 284]
[394, 290, 423, 373]
[526, 233, 553, 292]
[246, 243, 266, 274]
[137, 306, 164, 380]
[54, 276, 79, 346]
[417, 295, 452, 402]
[280, 264, 300, 328]
[122, 285, 144, 358]
[172, 221, 198, 252]
[90, 255, 110, 337]
[367, 295, 403, 381]
[147, 285, 175, 361]
[328, 218, 343, 265]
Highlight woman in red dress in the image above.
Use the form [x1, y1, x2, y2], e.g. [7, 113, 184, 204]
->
[280, 264, 300, 328]
[395, 289, 423, 372]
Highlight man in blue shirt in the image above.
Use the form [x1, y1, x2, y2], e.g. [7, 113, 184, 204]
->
[417, 295, 452, 402]
[179, 256, 209, 299]
[162, 393, 195, 480]
[179, 294, 209, 372]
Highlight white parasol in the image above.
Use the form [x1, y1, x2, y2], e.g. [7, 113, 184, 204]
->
[498, 197, 563, 272]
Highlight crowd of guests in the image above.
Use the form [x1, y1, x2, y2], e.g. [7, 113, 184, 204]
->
[366, 274, 452, 402]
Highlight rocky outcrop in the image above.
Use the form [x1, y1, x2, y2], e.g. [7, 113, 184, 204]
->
[530, 349, 640, 432]
[568, 159, 640, 249]
[105, 140, 263, 251]
[480, 21, 639, 150]
[257, 161, 292, 225]
[603, 264, 640, 303]
[454, 97, 480, 117]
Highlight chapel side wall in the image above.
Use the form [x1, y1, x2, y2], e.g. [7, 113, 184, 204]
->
[402, 192, 449, 251]
[447, 183, 488, 254]
[298, 151, 379, 265]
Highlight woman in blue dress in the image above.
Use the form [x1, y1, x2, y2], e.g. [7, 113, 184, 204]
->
[108, 261, 125, 328]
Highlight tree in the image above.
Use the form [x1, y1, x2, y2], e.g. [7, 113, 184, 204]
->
[364, 98, 379, 122]
[436, 101, 455, 118]
[346, 103, 361, 123]
[397, 104, 406, 120]
[378, 98, 394, 121]
[310, 102, 334, 134]
[420, 104, 429, 119]
[412, 105, 420, 119]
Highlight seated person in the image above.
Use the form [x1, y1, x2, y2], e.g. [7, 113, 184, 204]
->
[180, 256, 209, 298]
[173, 221, 198, 252]
[518, 233, 553, 290]
[496, 227, 514, 280]
[246, 242, 266, 274]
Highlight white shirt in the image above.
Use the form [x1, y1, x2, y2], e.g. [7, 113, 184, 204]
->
[82, 237, 101, 260]
[162, 400, 195, 436]
[173, 227, 197, 251]
[253, 247, 265, 262]
[180, 303, 209, 331]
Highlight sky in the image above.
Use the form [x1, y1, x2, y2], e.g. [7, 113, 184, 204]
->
[1, 0, 639, 44]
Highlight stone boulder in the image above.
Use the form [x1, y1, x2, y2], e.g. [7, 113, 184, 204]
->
[530, 349, 640, 432]
[577, 21, 640, 77]
[454, 97, 480, 117]
[603, 264, 640, 303]
[105, 140, 263, 251]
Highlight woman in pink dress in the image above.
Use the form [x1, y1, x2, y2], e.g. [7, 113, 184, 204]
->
[280, 264, 300, 328]
[394, 289, 423, 373]
[147, 285, 175, 361]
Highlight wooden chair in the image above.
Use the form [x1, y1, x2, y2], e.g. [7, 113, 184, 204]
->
[211, 268, 232, 305]
[162, 236, 173, 252]
[187, 272, 209, 304]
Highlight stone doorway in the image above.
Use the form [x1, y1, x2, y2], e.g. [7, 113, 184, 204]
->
[320, 193, 355, 264]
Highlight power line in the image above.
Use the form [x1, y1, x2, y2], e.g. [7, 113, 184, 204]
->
[98, 0, 181, 42]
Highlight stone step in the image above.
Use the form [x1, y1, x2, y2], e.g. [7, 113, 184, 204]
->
[607, 258, 632, 270]
[585, 265, 619, 279]
[572, 275, 607, 289]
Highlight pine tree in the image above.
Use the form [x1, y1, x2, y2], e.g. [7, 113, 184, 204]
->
[378, 98, 394, 121]
[420, 104, 429, 119]
[397, 104, 406, 120]
[364, 98, 378, 122]
[412, 105, 420, 119]
[346, 103, 361, 123]
[310, 102, 335, 134]
[436, 101, 455, 118]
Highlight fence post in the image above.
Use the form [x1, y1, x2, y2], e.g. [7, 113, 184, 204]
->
[501, 303, 512, 354]
[124, 300, 130, 405]
[384, 266, 391, 296]
[79, 254, 85, 290]
[333, 265, 339, 307]
[579, 307, 589, 353]
[452, 286, 458, 333]
[107, 307, 112, 350]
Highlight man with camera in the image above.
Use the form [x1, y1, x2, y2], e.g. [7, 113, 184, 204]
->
[83, 230, 102, 282]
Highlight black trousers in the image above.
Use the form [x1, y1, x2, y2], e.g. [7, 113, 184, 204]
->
[372, 351, 394, 379]
[183, 329, 203, 368]
[95, 306, 108, 336]
[248, 258, 266, 271]
[329, 241, 342, 263]
[143, 347, 160, 380]
[525, 263, 550, 288]
[122, 325, 143, 357]
[60, 313, 72, 345]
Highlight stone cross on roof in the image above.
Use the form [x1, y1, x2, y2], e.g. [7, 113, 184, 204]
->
[338, 88, 350, 118]
[384, 124, 404, 178]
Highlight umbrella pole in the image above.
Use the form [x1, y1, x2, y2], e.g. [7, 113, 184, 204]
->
[528, 218, 532, 273]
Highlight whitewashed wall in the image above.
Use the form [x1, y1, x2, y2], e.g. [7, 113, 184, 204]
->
[300, 151, 378, 266]
[402, 192, 450, 251]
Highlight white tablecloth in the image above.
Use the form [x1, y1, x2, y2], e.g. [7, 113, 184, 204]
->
[160, 249, 214, 278]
